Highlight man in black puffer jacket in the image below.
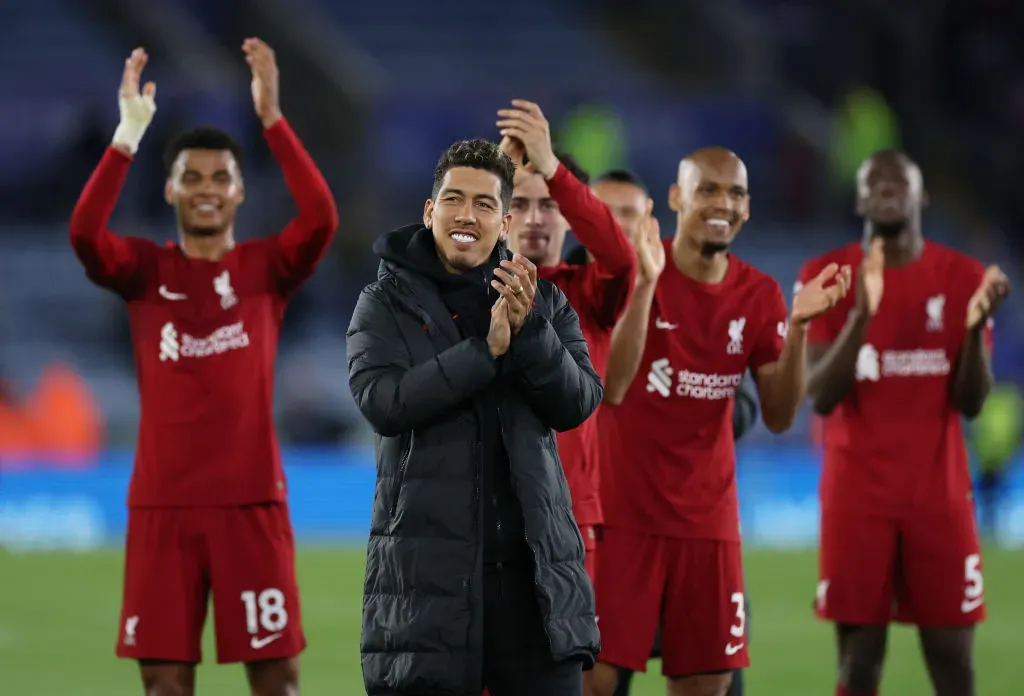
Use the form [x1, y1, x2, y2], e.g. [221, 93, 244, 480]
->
[347, 138, 602, 696]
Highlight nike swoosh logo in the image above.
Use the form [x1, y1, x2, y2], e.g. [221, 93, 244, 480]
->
[655, 318, 678, 330]
[250, 633, 282, 649]
[159, 286, 187, 301]
[725, 642, 744, 656]
[961, 597, 984, 613]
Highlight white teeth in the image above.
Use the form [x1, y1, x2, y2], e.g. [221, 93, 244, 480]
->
[197, 203, 218, 213]
[451, 233, 476, 243]
[706, 218, 730, 230]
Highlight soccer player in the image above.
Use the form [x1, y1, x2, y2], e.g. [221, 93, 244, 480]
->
[68, 42, 338, 696]
[591, 170, 757, 696]
[799, 149, 1009, 696]
[497, 99, 637, 583]
[591, 147, 850, 696]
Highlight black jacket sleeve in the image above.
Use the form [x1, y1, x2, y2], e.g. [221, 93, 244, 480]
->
[733, 372, 759, 442]
[346, 287, 498, 437]
[507, 284, 604, 432]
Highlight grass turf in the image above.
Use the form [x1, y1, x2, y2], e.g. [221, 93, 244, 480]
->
[1, 546, 1018, 695]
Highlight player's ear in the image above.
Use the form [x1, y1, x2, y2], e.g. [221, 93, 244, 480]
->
[667, 184, 681, 212]
[921, 188, 930, 210]
[499, 212, 511, 242]
[422, 199, 434, 229]
[164, 179, 175, 206]
[645, 197, 654, 216]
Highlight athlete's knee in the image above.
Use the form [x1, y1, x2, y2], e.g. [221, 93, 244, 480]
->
[667, 671, 732, 696]
[920, 627, 974, 695]
[724, 668, 743, 696]
[586, 661, 621, 696]
[139, 661, 196, 696]
[609, 667, 634, 696]
[836, 625, 887, 693]
[245, 656, 300, 696]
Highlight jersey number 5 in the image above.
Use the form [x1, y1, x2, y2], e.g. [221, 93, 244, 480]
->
[241, 588, 289, 634]
[963, 554, 983, 601]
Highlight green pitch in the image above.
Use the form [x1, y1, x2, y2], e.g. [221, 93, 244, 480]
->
[1, 547, 1019, 694]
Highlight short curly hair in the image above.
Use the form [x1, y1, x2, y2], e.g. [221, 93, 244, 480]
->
[432, 139, 515, 211]
[163, 127, 244, 176]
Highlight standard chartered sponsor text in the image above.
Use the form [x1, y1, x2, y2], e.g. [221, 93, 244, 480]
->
[181, 322, 250, 358]
[675, 370, 742, 400]
[881, 349, 950, 377]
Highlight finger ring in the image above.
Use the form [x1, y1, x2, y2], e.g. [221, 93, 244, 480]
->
[513, 285, 524, 296]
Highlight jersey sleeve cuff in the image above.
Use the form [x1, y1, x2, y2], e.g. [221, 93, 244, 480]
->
[262, 117, 293, 139]
[105, 145, 134, 163]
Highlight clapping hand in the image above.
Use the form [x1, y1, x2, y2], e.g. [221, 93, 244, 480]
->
[792, 263, 852, 325]
[856, 238, 884, 316]
[497, 100, 559, 179]
[487, 298, 512, 358]
[635, 213, 665, 286]
[243, 38, 282, 129]
[967, 265, 1010, 330]
[491, 254, 538, 334]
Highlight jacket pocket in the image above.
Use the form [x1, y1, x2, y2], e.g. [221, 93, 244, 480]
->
[389, 432, 413, 520]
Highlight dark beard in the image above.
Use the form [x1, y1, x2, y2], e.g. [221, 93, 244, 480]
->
[700, 241, 730, 257]
[870, 219, 907, 238]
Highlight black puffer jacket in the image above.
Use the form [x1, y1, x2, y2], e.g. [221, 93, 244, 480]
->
[347, 225, 602, 696]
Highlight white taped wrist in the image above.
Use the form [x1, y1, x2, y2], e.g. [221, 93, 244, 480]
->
[112, 121, 146, 154]
[112, 92, 156, 155]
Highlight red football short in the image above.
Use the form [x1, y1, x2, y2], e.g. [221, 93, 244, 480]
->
[116, 503, 305, 664]
[595, 527, 748, 676]
[816, 506, 986, 627]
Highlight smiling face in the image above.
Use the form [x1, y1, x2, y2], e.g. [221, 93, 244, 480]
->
[668, 149, 750, 257]
[423, 166, 511, 272]
[164, 148, 244, 237]
[506, 169, 568, 267]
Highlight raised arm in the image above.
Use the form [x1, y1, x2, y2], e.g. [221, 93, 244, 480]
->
[244, 39, 339, 295]
[347, 288, 499, 438]
[950, 263, 1007, 418]
[497, 99, 636, 328]
[603, 215, 664, 405]
[755, 265, 851, 432]
[546, 163, 637, 327]
[70, 48, 155, 298]
[805, 243, 881, 415]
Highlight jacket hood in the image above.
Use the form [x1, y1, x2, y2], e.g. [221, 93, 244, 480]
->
[373, 223, 508, 289]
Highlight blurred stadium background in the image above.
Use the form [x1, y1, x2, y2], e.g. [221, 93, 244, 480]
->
[1, 0, 1023, 693]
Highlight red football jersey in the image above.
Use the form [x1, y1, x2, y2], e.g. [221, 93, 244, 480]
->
[537, 164, 636, 526]
[798, 240, 990, 514]
[69, 120, 338, 508]
[601, 243, 788, 540]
